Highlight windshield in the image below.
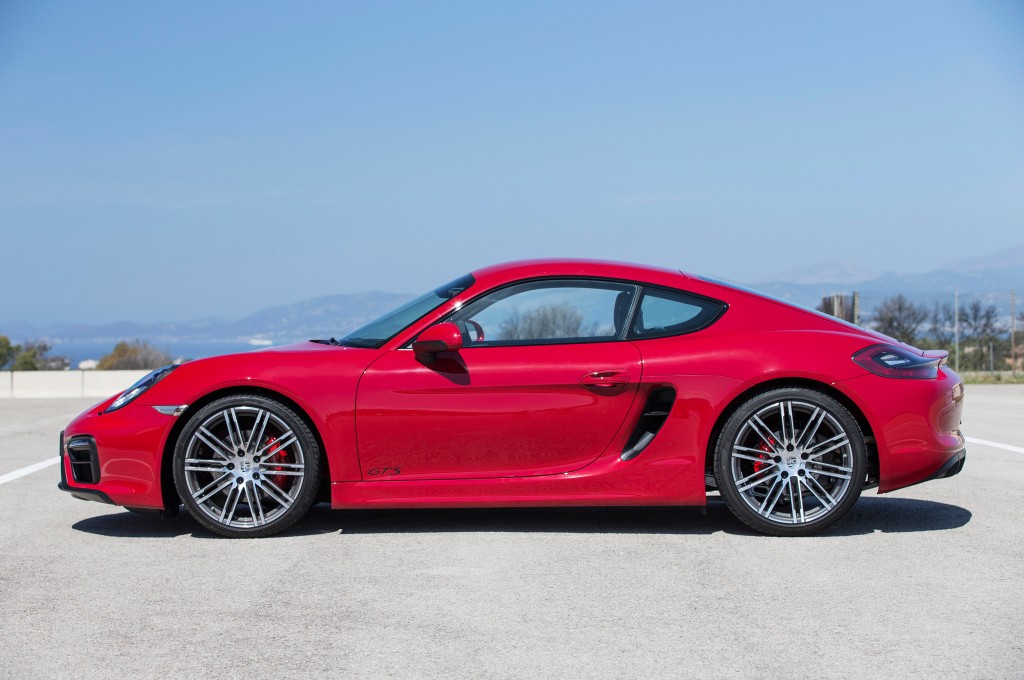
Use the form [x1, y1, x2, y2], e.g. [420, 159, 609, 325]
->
[337, 273, 475, 348]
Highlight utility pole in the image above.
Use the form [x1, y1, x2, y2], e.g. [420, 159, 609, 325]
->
[853, 290, 860, 326]
[954, 290, 959, 372]
[1012, 289, 1017, 377]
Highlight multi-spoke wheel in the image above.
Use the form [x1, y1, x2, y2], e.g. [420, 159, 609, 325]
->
[173, 394, 321, 538]
[714, 388, 866, 536]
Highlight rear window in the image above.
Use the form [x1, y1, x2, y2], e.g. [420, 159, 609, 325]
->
[628, 287, 726, 339]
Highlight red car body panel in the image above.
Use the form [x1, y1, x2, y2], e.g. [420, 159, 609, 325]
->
[356, 342, 643, 480]
[835, 372, 965, 492]
[59, 259, 965, 513]
[331, 373, 743, 509]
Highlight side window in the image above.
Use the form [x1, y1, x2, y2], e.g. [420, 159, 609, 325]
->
[629, 288, 725, 339]
[450, 279, 638, 346]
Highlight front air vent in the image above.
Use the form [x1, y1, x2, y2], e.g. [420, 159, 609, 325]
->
[620, 387, 676, 461]
[66, 436, 101, 484]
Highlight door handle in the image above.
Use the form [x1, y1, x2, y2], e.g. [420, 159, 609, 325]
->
[580, 370, 630, 388]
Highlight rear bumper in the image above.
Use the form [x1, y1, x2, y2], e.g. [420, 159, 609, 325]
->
[888, 446, 967, 492]
[926, 447, 966, 482]
[837, 368, 966, 493]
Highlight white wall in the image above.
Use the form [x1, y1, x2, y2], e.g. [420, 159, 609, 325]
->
[0, 370, 150, 398]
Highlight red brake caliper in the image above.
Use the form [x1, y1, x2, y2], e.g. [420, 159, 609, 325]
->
[262, 437, 288, 489]
[754, 437, 775, 473]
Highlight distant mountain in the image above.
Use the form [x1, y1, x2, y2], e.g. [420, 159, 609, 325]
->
[746, 247, 1024, 314]
[946, 246, 1024, 274]
[8, 292, 413, 346]
[756, 261, 880, 286]
[220, 291, 414, 342]
[6, 247, 1022, 348]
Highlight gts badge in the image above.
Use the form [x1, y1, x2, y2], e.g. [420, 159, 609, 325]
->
[368, 467, 401, 477]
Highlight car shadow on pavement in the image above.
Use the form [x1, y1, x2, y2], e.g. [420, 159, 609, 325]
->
[828, 496, 972, 536]
[70, 505, 719, 539]
[71, 496, 970, 539]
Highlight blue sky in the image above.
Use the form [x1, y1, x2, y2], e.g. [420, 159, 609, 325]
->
[1, 1, 1023, 324]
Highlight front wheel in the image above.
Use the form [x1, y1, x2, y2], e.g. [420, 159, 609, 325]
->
[714, 388, 866, 536]
[173, 394, 321, 538]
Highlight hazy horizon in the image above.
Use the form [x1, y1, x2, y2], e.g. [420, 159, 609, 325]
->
[8, 242, 1023, 328]
[6, 243, 1022, 330]
[2, 2, 1023, 326]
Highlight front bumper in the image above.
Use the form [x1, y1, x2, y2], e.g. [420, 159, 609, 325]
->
[58, 430, 114, 504]
[57, 401, 178, 510]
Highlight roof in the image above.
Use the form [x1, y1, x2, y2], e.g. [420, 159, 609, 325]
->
[470, 258, 693, 288]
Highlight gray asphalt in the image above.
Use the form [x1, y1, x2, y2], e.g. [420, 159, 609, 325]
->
[1, 386, 1022, 679]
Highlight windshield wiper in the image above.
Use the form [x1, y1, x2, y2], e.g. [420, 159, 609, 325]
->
[311, 337, 379, 348]
[337, 337, 378, 348]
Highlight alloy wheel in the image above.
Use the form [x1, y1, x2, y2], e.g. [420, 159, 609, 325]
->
[716, 389, 865, 536]
[174, 396, 319, 537]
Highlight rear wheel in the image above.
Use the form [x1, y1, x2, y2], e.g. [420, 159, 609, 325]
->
[714, 388, 866, 536]
[173, 394, 321, 538]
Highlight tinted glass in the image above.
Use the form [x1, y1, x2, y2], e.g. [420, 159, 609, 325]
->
[629, 287, 725, 339]
[450, 279, 637, 346]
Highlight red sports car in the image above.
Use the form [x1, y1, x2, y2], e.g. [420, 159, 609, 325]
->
[59, 259, 966, 537]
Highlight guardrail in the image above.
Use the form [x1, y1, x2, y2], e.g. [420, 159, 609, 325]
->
[0, 370, 150, 399]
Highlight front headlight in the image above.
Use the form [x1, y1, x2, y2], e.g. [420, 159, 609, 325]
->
[104, 365, 177, 413]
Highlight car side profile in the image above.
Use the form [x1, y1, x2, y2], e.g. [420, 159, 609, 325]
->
[58, 259, 966, 537]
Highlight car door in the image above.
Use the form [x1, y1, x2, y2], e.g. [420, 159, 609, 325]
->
[355, 279, 644, 480]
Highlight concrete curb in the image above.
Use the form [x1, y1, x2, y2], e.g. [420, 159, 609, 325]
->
[0, 370, 149, 399]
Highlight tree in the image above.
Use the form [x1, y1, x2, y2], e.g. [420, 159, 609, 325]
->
[97, 340, 173, 370]
[959, 300, 1005, 371]
[870, 295, 929, 345]
[961, 300, 1001, 341]
[926, 302, 956, 348]
[12, 347, 42, 371]
[0, 338, 68, 371]
[498, 304, 586, 340]
[0, 335, 16, 370]
[1014, 310, 1024, 371]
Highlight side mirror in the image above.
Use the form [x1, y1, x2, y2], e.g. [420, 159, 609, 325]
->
[412, 322, 463, 364]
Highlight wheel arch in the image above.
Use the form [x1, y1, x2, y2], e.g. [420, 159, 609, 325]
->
[160, 386, 332, 511]
[703, 377, 878, 487]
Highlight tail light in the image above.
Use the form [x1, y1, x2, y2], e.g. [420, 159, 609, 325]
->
[852, 344, 945, 379]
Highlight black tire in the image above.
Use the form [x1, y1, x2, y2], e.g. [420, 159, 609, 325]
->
[714, 387, 866, 536]
[173, 394, 321, 538]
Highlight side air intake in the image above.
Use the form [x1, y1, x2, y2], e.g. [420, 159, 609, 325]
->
[620, 387, 676, 461]
[66, 435, 101, 484]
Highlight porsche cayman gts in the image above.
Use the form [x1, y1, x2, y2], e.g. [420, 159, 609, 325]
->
[59, 259, 966, 537]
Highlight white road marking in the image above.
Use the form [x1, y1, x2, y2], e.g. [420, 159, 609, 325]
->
[965, 436, 1024, 455]
[0, 436, 1017, 488]
[0, 457, 60, 486]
